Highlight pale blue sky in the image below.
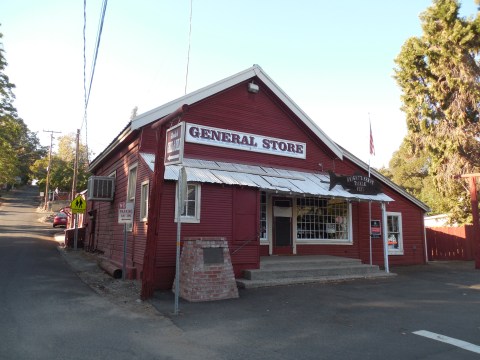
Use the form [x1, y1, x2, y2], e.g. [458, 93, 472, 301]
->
[1, 1, 478, 168]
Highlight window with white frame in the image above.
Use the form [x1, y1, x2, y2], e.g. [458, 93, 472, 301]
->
[126, 163, 138, 231]
[296, 197, 351, 243]
[175, 183, 201, 223]
[387, 212, 403, 254]
[139, 180, 149, 222]
[260, 191, 267, 241]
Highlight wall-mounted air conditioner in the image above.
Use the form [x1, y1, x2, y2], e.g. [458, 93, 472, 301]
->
[87, 176, 115, 201]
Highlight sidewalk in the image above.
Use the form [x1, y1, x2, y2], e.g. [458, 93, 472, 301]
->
[55, 235, 158, 317]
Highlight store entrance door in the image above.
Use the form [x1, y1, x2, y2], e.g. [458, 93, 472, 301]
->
[273, 198, 293, 255]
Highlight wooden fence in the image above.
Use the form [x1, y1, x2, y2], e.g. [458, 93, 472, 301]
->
[426, 225, 474, 261]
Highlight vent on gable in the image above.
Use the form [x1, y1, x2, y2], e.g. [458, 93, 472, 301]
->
[87, 176, 115, 201]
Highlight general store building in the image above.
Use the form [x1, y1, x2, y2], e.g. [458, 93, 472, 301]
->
[86, 65, 430, 294]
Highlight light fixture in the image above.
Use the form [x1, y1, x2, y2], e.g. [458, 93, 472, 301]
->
[248, 82, 259, 94]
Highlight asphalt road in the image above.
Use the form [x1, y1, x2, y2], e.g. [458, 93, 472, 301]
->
[2, 185, 480, 360]
[0, 186, 215, 360]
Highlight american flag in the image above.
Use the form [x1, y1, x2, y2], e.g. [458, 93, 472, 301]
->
[369, 122, 375, 156]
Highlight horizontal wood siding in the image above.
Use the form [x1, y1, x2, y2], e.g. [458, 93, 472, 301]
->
[181, 82, 339, 173]
[86, 138, 146, 279]
[153, 183, 260, 290]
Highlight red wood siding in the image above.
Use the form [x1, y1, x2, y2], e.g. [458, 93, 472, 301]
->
[86, 138, 148, 279]
[88, 75, 427, 290]
[153, 183, 260, 290]
[178, 82, 346, 173]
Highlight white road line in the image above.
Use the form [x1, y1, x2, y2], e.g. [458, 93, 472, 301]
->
[413, 330, 480, 354]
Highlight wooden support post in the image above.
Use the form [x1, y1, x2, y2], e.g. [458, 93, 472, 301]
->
[461, 174, 480, 269]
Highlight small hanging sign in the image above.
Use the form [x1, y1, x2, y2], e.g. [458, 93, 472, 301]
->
[329, 171, 382, 195]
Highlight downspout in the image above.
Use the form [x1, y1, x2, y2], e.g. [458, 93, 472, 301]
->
[141, 104, 189, 300]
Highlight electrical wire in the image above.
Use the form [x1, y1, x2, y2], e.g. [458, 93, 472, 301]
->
[184, 0, 193, 95]
[80, 0, 108, 160]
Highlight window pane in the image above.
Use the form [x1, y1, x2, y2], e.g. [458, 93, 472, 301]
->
[128, 166, 137, 200]
[260, 192, 267, 239]
[297, 197, 348, 240]
[181, 185, 197, 218]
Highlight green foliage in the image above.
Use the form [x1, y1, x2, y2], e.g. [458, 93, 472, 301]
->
[0, 29, 44, 185]
[393, 0, 480, 223]
[30, 134, 91, 193]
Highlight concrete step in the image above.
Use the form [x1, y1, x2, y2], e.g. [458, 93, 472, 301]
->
[236, 272, 396, 289]
[244, 263, 381, 281]
[237, 255, 395, 289]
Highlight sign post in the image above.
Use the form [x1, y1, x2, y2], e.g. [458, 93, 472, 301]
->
[118, 202, 134, 280]
[70, 195, 87, 250]
[174, 166, 187, 315]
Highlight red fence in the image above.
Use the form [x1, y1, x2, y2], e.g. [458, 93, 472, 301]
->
[426, 226, 475, 261]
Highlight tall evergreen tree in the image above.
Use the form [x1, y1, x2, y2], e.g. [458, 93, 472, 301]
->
[394, 0, 480, 223]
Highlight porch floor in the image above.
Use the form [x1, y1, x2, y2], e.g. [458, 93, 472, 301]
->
[236, 255, 395, 289]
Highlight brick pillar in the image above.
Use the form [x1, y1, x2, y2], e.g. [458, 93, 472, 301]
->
[175, 237, 239, 302]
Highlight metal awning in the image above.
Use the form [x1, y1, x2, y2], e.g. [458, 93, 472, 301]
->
[141, 154, 393, 203]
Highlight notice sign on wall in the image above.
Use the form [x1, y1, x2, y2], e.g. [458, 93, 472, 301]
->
[185, 123, 306, 159]
[118, 202, 134, 224]
[371, 220, 381, 239]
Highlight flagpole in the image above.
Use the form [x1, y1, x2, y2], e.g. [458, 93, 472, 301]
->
[368, 114, 374, 265]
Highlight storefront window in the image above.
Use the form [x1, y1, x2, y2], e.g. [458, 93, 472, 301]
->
[260, 191, 267, 240]
[387, 212, 403, 254]
[296, 197, 350, 242]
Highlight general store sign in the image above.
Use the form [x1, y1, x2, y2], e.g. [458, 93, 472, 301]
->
[185, 123, 306, 159]
[118, 202, 134, 224]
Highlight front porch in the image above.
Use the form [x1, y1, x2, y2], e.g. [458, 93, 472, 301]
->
[236, 255, 395, 289]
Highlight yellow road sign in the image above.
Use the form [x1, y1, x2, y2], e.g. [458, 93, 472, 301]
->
[71, 195, 87, 213]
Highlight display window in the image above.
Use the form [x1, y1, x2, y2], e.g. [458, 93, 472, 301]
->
[296, 197, 351, 244]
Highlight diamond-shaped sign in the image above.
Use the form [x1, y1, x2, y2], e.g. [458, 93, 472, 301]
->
[70, 195, 86, 214]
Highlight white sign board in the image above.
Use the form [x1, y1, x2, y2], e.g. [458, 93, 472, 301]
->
[118, 202, 134, 224]
[165, 122, 185, 165]
[185, 122, 306, 159]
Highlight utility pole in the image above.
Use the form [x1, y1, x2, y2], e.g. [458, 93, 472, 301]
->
[71, 129, 80, 201]
[43, 130, 61, 210]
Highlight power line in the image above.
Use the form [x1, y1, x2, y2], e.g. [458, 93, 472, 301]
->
[81, 0, 108, 160]
[184, 0, 193, 95]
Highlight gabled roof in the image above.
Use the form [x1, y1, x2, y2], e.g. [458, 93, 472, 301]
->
[340, 146, 431, 212]
[131, 64, 344, 159]
[91, 65, 429, 212]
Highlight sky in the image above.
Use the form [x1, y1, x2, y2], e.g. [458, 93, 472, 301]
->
[1, 1, 479, 169]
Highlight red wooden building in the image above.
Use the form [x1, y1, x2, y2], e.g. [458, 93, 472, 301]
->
[87, 65, 429, 294]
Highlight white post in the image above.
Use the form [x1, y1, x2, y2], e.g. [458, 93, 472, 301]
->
[381, 202, 389, 273]
[369, 201, 372, 265]
[174, 167, 187, 315]
[122, 223, 127, 280]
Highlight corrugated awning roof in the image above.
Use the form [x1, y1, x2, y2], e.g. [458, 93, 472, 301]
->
[140, 154, 393, 203]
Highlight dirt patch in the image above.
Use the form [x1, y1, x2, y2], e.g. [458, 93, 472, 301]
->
[58, 248, 162, 318]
